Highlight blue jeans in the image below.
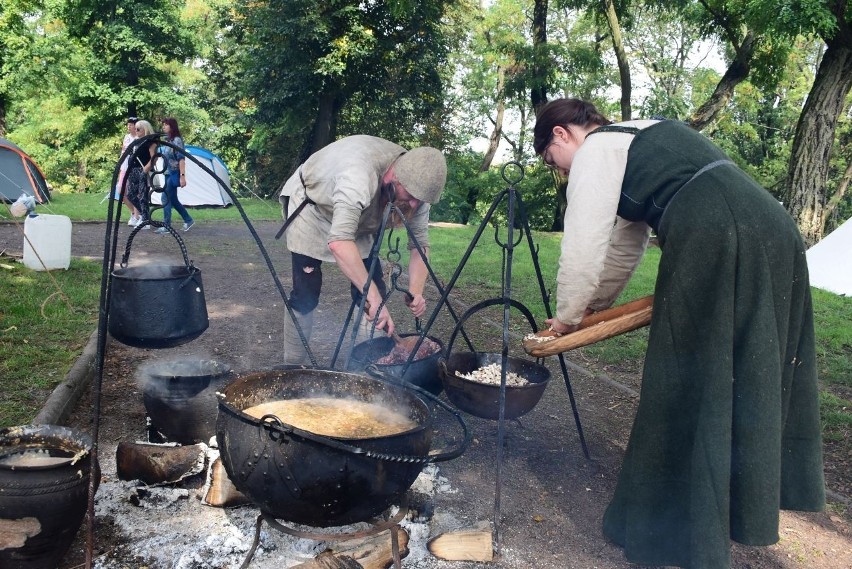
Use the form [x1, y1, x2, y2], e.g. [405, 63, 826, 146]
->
[162, 171, 193, 227]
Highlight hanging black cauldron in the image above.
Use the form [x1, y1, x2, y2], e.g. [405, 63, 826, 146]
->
[108, 226, 208, 349]
[348, 333, 445, 395]
[216, 368, 469, 527]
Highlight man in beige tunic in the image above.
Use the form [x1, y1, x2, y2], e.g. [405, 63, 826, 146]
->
[278, 135, 447, 364]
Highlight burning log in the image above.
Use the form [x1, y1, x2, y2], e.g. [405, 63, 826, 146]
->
[427, 528, 493, 562]
[116, 441, 206, 485]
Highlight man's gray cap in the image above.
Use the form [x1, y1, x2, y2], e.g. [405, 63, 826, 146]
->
[394, 147, 447, 204]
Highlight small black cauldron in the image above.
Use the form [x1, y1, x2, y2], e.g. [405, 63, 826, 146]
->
[440, 352, 550, 420]
[216, 368, 468, 527]
[142, 359, 232, 444]
[348, 333, 444, 395]
[0, 425, 99, 569]
[438, 298, 551, 420]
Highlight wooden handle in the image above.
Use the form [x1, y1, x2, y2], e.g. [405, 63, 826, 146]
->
[523, 295, 653, 358]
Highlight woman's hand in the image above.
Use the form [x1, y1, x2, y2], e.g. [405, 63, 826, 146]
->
[179, 173, 187, 188]
[545, 317, 580, 336]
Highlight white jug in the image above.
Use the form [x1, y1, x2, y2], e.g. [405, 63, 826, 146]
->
[22, 214, 72, 271]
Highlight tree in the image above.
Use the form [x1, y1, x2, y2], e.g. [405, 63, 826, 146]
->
[59, 0, 198, 137]
[779, 1, 852, 244]
[0, 0, 44, 136]
[226, 0, 458, 193]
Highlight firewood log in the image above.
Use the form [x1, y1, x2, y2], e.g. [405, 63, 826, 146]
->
[292, 551, 363, 568]
[202, 457, 251, 508]
[427, 529, 493, 562]
[115, 441, 206, 485]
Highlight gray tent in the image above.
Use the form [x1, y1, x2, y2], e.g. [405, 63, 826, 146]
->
[0, 137, 50, 203]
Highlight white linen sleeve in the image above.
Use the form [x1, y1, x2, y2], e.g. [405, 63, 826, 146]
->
[555, 135, 631, 325]
[587, 218, 650, 311]
[327, 170, 375, 244]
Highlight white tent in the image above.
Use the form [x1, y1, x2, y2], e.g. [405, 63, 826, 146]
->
[806, 217, 852, 296]
[151, 145, 233, 207]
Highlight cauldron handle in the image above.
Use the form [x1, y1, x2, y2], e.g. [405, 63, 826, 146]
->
[260, 412, 453, 465]
[118, 223, 195, 270]
[364, 364, 471, 463]
[444, 298, 539, 359]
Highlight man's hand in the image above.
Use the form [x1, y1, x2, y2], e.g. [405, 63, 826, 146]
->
[405, 293, 426, 318]
[365, 300, 395, 335]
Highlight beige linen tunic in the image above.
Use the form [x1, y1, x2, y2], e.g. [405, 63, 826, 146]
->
[556, 120, 656, 325]
[278, 135, 431, 262]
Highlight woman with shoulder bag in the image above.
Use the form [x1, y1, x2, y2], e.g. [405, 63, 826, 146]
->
[156, 117, 195, 234]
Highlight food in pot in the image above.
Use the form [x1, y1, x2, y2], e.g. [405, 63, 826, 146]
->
[242, 397, 418, 438]
[0, 449, 74, 467]
[376, 337, 441, 365]
[457, 363, 530, 387]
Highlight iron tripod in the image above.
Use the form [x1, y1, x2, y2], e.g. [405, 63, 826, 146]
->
[420, 162, 590, 555]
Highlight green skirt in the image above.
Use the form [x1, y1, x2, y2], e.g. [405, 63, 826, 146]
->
[602, 166, 825, 569]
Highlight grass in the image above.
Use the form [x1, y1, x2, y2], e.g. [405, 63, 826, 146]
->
[0, 257, 102, 425]
[427, 223, 852, 443]
[32, 190, 283, 222]
[2, 195, 850, 446]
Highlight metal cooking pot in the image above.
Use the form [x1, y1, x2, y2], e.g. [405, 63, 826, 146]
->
[216, 368, 469, 527]
[108, 227, 208, 348]
[348, 333, 444, 395]
[142, 359, 232, 444]
[439, 298, 551, 420]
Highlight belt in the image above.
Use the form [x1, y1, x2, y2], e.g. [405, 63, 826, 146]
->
[275, 168, 315, 240]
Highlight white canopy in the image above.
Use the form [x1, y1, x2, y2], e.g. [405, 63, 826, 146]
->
[806, 217, 852, 296]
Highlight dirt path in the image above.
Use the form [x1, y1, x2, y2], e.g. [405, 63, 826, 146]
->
[1, 218, 850, 568]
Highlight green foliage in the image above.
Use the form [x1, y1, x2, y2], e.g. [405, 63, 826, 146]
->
[214, 0, 460, 198]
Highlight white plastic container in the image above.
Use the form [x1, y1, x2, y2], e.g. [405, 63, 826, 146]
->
[23, 214, 72, 271]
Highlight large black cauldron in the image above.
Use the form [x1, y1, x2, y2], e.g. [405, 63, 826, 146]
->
[216, 368, 468, 527]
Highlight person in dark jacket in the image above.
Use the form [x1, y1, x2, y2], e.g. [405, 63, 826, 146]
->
[532, 97, 824, 569]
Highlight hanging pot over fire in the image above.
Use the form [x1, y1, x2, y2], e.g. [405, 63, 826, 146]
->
[216, 368, 469, 527]
[108, 226, 208, 349]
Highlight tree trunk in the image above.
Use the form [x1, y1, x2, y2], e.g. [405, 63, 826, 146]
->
[303, 91, 340, 163]
[783, 39, 852, 246]
[531, 0, 548, 112]
[825, 157, 851, 223]
[479, 66, 506, 172]
[602, 0, 631, 120]
[688, 31, 756, 131]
